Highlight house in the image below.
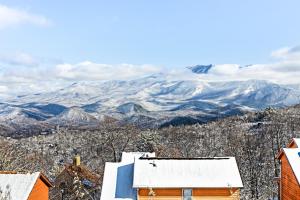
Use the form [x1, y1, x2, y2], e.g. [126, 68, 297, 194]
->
[277, 138, 300, 199]
[100, 152, 155, 200]
[52, 155, 101, 199]
[0, 171, 53, 200]
[101, 152, 243, 200]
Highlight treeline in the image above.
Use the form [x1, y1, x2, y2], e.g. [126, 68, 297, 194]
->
[1, 105, 300, 199]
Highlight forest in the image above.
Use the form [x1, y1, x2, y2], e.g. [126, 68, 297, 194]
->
[1, 105, 300, 199]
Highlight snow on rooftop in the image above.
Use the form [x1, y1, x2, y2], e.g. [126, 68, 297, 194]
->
[283, 148, 300, 184]
[133, 157, 243, 188]
[100, 152, 155, 200]
[0, 172, 40, 200]
[121, 152, 155, 163]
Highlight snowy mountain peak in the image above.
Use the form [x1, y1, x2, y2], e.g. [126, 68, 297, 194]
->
[187, 64, 213, 74]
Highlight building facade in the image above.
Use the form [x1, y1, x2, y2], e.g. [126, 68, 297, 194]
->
[52, 155, 101, 200]
[277, 138, 300, 199]
[101, 152, 243, 200]
[0, 172, 53, 200]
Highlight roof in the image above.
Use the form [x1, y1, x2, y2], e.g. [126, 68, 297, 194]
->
[0, 172, 52, 200]
[133, 157, 243, 188]
[288, 138, 300, 148]
[282, 148, 300, 185]
[62, 164, 101, 186]
[277, 138, 300, 159]
[39, 173, 53, 187]
[100, 152, 155, 200]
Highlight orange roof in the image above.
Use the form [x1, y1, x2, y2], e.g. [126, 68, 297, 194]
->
[288, 138, 300, 148]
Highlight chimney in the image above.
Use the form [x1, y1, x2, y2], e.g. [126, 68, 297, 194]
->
[73, 155, 80, 166]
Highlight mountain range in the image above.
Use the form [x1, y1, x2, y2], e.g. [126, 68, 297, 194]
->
[1, 65, 300, 136]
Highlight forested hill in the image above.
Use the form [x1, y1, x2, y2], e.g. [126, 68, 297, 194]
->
[2, 77, 300, 137]
[1, 104, 300, 199]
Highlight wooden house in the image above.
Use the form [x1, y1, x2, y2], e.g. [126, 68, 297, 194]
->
[0, 171, 53, 200]
[52, 155, 101, 199]
[101, 152, 243, 200]
[277, 138, 300, 199]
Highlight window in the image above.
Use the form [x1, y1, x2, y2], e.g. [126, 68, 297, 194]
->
[183, 189, 192, 200]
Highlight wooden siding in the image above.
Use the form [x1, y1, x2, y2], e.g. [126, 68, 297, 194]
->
[139, 188, 182, 196]
[28, 177, 49, 200]
[280, 153, 300, 199]
[193, 188, 238, 196]
[138, 188, 240, 200]
[139, 197, 181, 200]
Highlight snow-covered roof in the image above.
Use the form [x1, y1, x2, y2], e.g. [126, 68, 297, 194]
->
[0, 172, 40, 200]
[133, 157, 243, 188]
[283, 148, 300, 184]
[100, 152, 155, 200]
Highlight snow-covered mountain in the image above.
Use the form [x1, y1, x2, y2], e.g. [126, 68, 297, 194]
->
[116, 102, 149, 115]
[1, 69, 300, 134]
[48, 106, 98, 125]
[187, 64, 213, 74]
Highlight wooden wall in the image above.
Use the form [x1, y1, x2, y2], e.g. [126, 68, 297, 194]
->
[28, 177, 50, 200]
[138, 188, 240, 200]
[280, 153, 300, 199]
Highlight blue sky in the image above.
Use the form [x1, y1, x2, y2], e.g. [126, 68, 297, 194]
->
[1, 0, 300, 97]
[1, 0, 300, 66]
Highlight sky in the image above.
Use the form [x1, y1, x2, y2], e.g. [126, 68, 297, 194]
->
[1, 0, 300, 98]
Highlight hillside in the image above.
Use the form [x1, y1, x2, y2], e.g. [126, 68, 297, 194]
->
[1, 104, 300, 199]
[1, 72, 300, 136]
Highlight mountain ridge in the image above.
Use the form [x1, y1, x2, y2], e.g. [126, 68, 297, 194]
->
[1, 73, 300, 135]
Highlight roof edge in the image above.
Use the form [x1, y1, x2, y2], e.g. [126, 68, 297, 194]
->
[276, 148, 284, 159]
[39, 172, 54, 187]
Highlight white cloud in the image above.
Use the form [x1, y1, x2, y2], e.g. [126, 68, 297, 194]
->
[0, 61, 163, 98]
[209, 64, 240, 75]
[0, 52, 39, 66]
[0, 85, 9, 99]
[271, 46, 300, 61]
[0, 85, 7, 93]
[163, 46, 297, 85]
[0, 4, 50, 29]
[54, 62, 161, 81]
[194, 47, 300, 84]
[1, 46, 300, 99]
